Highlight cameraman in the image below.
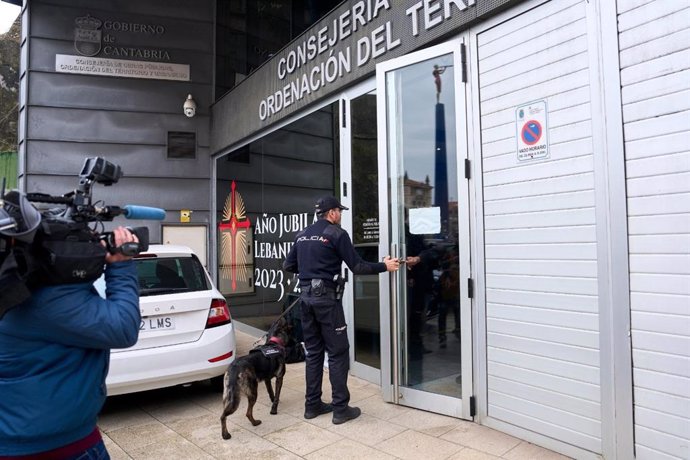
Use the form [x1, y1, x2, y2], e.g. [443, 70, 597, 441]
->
[0, 227, 140, 459]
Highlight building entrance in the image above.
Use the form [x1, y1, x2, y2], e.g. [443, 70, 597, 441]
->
[339, 81, 383, 384]
[376, 41, 473, 419]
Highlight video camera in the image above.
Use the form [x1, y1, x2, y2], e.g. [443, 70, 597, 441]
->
[0, 157, 166, 317]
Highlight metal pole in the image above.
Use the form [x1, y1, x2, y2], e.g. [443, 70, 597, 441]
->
[390, 242, 399, 404]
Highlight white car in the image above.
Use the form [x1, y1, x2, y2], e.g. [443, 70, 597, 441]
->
[97, 244, 236, 396]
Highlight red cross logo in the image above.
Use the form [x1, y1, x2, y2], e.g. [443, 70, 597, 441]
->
[219, 181, 252, 291]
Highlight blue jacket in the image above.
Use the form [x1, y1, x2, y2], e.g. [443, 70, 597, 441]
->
[0, 261, 140, 455]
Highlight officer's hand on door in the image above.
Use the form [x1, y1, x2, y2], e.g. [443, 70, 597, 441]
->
[383, 256, 401, 272]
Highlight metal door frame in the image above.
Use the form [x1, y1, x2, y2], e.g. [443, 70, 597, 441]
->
[376, 38, 474, 419]
[339, 79, 380, 384]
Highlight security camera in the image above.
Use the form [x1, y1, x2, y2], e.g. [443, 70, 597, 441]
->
[183, 94, 196, 118]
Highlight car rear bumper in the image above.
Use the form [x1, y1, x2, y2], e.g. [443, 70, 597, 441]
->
[106, 324, 236, 396]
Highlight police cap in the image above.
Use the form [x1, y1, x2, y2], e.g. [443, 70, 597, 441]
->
[315, 196, 348, 214]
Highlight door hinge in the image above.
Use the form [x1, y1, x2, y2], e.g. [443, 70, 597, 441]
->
[464, 159, 471, 179]
[341, 101, 347, 128]
[467, 278, 474, 299]
[461, 44, 467, 83]
[470, 396, 476, 417]
[343, 182, 347, 197]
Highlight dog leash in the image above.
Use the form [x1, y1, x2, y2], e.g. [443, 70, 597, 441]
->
[252, 295, 302, 348]
[274, 295, 301, 324]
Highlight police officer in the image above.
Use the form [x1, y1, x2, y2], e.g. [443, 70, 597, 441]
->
[283, 196, 400, 424]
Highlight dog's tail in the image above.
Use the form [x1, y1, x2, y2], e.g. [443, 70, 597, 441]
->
[222, 365, 242, 414]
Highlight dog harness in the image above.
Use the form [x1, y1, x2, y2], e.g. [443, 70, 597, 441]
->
[250, 336, 285, 358]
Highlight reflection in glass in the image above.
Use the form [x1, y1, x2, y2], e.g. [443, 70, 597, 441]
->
[351, 91, 381, 369]
[218, 182, 254, 295]
[214, 103, 339, 331]
[389, 53, 462, 398]
[215, 0, 342, 99]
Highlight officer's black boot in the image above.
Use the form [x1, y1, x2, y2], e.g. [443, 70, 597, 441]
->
[332, 406, 361, 425]
[304, 402, 333, 419]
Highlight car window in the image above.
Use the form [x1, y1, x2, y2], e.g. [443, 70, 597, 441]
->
[136, 256, 209, 296]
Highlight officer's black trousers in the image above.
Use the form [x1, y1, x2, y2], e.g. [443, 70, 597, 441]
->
[299, 292, 350, 413]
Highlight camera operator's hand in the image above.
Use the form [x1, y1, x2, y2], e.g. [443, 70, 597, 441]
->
[104, 226, 139, 264]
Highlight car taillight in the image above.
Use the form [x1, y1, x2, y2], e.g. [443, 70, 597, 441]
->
[206, 298, 231, 328]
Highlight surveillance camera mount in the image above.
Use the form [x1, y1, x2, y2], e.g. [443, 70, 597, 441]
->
[183, 94, 197, 118]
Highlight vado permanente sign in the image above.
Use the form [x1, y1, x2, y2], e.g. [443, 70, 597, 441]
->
[516, 100, 549, 162]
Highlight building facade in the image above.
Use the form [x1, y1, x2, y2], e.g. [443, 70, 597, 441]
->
[10, 0, 690, 458]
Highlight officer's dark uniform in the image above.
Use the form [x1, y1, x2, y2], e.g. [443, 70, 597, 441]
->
[283, 197, 386, 421]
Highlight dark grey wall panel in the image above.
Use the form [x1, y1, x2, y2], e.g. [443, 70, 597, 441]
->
[26, 140, 210, 178]
[28, 72, 211, 114]
[31, 4, 214, 51]
[27, 107, 209, 146]
[26, 175, 211, 211]
[22, 0, 215, 227]
[38, 0, 214, 22]
[24, 173, 212, 245]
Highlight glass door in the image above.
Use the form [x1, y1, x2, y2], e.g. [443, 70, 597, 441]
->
[340, 80, 382, 384]
[377, 40, 473, 418]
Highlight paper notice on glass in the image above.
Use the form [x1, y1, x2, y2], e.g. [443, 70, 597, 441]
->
[409, 207, 440, 234]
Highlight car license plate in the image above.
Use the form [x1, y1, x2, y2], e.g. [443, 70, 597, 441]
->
[140, 316, 175, 332]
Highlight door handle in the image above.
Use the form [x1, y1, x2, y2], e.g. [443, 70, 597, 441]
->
[391, 243, 400, 404]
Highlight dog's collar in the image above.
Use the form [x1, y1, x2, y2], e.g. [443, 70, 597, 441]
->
[268, 336, 286, 348]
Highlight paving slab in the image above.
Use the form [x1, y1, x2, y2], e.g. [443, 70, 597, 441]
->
[97, 329, 571, 459]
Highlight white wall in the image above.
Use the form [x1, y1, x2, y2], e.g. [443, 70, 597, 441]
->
[476, 0, 602, 454]
[618, 1, 690, 458]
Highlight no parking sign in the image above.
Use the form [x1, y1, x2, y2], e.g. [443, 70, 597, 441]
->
[516, 100, 549, 162]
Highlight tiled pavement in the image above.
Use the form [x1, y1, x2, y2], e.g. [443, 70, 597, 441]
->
[99, 330, 570, 459]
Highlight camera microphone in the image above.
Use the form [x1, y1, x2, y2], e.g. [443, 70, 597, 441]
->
[122, 205, 166, 220]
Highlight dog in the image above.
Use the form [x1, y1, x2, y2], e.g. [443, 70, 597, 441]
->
[220, 317, 290, 440]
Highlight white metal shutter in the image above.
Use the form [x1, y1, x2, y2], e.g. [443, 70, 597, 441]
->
[618, 1, 690, 459]
[477, 0, 601, 453]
